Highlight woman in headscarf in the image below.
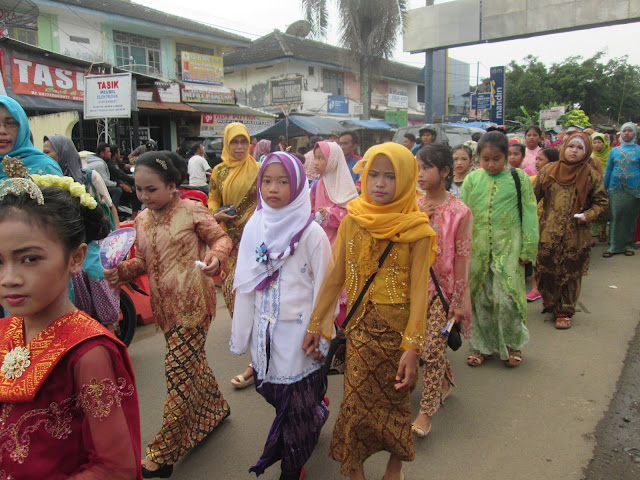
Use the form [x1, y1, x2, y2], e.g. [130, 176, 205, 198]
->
[590, 132, 612, 242]
[208, 123, 260, 389]
[42, 134, 121, 331]
[208, 122, 260, 315]
[603, 123, 640, 257]
[533, 132, 608, 329]
[43, 134, 119, 227]
[0, 96, 62, 179]
[305, 143, 437, 480]
[253, 139, 271, 163]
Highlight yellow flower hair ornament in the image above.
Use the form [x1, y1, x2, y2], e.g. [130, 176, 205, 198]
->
[31, 174, 97, 209]
[1, 157, 97, 209]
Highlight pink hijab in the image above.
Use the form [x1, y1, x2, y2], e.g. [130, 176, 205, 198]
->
[314, 141, 358, 208]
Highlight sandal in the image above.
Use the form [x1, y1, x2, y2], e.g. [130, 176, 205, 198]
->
[602, 251, 615, 258]
[599, 232, 607, 243]
[555, 317, 572, 329]
[504, 347, 522, 368]
[230, 366, 255, 389]
[625, 249, 635, 256]
[466, 352, 490, 367]
[411, 422, 431, 438]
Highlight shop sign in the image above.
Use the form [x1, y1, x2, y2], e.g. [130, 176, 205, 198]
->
[200, 113, 274, 136]
[270, 77, 303, 105]
[388, 93, 408, 109]
[328, 95, 349, 114]
[9, 55, 86, 101]
[84, 73, 132, 119]
[181, 52, 223, 85]
[471, 93, 491, 111]
[385, 110, 408, 128]
[182, 84, 235, 104]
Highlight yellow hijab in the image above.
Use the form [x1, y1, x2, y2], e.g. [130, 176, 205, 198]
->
[348, 142, 437, 249]
[220, 122, 260, 206]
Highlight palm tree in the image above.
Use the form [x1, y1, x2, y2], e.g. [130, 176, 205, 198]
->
[302, 0, 408, 119]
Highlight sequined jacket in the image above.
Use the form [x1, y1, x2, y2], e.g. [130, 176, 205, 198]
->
[308, 216, 432, 352]
[117, 197, 232, 332]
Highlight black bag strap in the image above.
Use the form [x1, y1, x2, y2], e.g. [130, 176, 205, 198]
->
[429, 267, 449, 316]
[510, 167, 523, 224]
[341, 240, 395, 330]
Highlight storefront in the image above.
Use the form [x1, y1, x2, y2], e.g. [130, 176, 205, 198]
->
[0, 37, 160, 152]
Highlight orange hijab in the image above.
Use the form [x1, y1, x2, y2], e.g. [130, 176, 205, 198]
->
[348, 142, 437, 249]
[541, 131, 593, 214]
[220, 122, 260, 206]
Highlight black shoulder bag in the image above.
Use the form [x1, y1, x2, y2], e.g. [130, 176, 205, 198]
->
[430, 268, 462, 351]
[321, 240, 395, 375]
[510, 168, 533, 277]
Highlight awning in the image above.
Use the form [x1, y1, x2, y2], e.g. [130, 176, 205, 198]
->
[137, 101, 199, 112]
[187, 103, 276, 118]
[341, 119, 394, 130]
[253, 115, 346, 138]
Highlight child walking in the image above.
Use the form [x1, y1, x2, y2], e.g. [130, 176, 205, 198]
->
[412, 144, 473, 438]
[533, 133, 608, 329]
[304, 143, 438, 480]
[450, 144, 474, 198]
[461, 131, 539, 367]
[311, 141, 359, 332]
[0, 158, 141, 478]
[231, 152, 332, 480]
[104, 152, 232, 478]
[527, 147, 559, 302]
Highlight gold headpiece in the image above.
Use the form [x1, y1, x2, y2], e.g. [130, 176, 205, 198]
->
[0, 157, 45, 205]
[156, 158, 167, 170]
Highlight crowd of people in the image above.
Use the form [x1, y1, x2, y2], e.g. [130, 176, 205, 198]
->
[0, 91, 639, 479]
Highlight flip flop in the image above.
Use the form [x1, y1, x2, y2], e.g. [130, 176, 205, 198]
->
[624, 249, 635, 256]
[602, 251, 615, 258]
[230, 373, 254, 389]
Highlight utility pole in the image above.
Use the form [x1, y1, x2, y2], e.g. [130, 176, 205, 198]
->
[424, 0, 434, 124]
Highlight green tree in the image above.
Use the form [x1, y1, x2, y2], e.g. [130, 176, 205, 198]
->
[302, 0, 408, 119]
[501, 52, 640, 125]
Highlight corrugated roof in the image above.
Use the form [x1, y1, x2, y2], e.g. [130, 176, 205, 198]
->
[49, 0, 250, 45]
[224, 31, 422, 84]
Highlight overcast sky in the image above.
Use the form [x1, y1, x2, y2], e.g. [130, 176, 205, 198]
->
[136, 0, 639, 85]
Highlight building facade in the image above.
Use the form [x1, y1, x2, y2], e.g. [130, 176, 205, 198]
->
[1, 0, 274, 152]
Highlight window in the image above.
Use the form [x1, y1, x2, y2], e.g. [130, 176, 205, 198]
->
[114, 31, 161, 75]
[323, 69, 344, 96]
[4, 27, 37, 46]
[175, 42, 214, 77]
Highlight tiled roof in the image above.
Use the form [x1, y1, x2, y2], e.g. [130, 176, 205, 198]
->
[48, 0, 250, 45]
[224, 31, 422, 84]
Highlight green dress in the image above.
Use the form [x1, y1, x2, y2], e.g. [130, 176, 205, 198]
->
[460, 168, 539, 359]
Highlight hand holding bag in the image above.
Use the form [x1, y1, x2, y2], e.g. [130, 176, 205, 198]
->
[321, 241, 395, 375]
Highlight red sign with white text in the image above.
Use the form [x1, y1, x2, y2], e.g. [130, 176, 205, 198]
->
[10, 55, 86, 101]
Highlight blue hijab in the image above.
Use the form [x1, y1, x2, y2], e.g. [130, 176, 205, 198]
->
[0, 96, 63, 180]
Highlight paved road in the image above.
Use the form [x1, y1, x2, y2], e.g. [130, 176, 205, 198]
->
[129, 242, 639, 479]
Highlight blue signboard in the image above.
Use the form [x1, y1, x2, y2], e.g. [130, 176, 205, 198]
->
[490, 66, 505, 125]
[471, 93, 491, 110]
[328, 95, 349, 114]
